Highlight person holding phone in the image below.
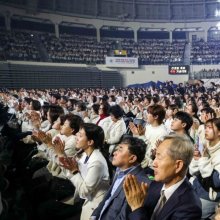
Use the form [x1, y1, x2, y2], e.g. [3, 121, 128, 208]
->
[189, 118, 220, 219]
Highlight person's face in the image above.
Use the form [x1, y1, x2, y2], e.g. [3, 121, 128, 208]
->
[26, 103, 31, 110]
[67, 100, 72, 107]
[171, 118, 185, 131]
[99, 105, 104, 115]
[60, 120, 73, 136]
[76, 105, 81, 112]
[47, 109, 51, 122]
[51, 96, 57, 104]
[205, 122, 220, 142]
[166, 108, 173, 117]
[153, 139, 182, 187]
[52, 117, 61, 130]
[212, 99, 217, 107]
[112, 143, 136, 170]
[185, 105, 193, 116]
[146, 112, 155, 124]
[144, 98, 150, 105]
[110, 114, 118, 123]
[200, 111, 213, 123]
[30, 101, 34, 110]
[75, 128, 90, 150]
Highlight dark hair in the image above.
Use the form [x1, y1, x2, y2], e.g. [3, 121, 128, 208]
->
[144, 95, 152, 103]
[92, 95, 97, 103]
[81, 123, 113, 181]
[147, 104, 166, 125]
[24, 97, 32, 105]
[65, 114, 83, 135]
[76, 101, 87, 111]
[61, 96, 68, 103]
[92, 104, 100, 115]
[189, 102, 201, 124]
[169, 104, 178, 112]
[189, 102, 198, 116]
[110, 95, 116, 102]
[174, 111, 193, 132]
[120, 135, 147, 163]
[205, 118, 220, 131]
[100, 102, 110, 116]
[51, 93, 61, 100]
[201, 107, 216, 118]
[41, 105, 50, 121]
[109, 105, 124, 119]
[102, 95, 109, 102]
[31, 100, 41, 111]
[81, 123, 104, 149]
[152, 96, 159, 104]
[174, 111, 194, 143]
[60, 114, 68, 126]
[48, 105, 64, 125]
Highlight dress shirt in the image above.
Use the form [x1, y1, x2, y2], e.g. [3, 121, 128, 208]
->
[98, 166, 137, 220]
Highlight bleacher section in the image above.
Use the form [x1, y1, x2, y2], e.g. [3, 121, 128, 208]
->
[1, 29, 220, 67]
[0, 63, 122, 89]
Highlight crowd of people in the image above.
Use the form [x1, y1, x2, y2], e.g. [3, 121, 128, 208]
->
[1, 29, 220, 65]
[194, 68, 220, 79]
[191, 40, 220, 65]
[41, 34, 186, 65]
[1, 80, 220, 220]
[0, 30, 40, 61]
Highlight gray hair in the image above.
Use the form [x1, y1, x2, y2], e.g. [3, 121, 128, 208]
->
[163, 134, 194, 171]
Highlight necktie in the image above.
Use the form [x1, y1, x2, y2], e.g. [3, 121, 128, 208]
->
[151, 190, 167, 220]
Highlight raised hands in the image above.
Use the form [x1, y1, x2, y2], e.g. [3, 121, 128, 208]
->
[30, 111, 41, 129]
[137, 124, 145, 136]
[193, 145, 201, 161]
[31, 130, 42, 143]
[129, 122, 139, 135]
[37, 131, 53, 147]
[129, 122, 145, 136]
[123, 174, 148, 211]
[53, 136, 66, 157]
[202, 144, 209, 158]
[59, 156, 78, 173]
[151, 139, 162, 160]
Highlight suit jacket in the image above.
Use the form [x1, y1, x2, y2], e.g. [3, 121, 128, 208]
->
[92, 165, 151, 220]
[129, 179, 202, 220]
[68, 149, 109, 220]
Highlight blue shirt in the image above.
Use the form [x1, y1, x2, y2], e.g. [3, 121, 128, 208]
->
[98, 166, 137, 220]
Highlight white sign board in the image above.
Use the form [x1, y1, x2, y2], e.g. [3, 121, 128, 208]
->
[105, 57, 138, 68]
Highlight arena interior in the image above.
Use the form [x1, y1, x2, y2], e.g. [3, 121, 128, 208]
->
[1, 0, 220, 220]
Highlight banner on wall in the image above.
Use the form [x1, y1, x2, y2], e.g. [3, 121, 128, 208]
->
[105, 57, 138, 68]
[169, 65, 190, 75]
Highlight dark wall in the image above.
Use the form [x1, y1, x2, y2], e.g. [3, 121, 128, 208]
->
[0, 63, 122, 89]
[100, 29, 134, 39]
[0, 16, 5, 28]
[138, 31, 169, 39]
[59, 25, 96, 36]
[11, 19, 55, 33]
[172, 31, 186, 40]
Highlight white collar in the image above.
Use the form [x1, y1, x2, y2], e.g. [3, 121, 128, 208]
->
[161, 176, 186, 201]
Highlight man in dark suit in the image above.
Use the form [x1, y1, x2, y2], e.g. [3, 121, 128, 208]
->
[123, 134, 202, 220]
[91, 136, 151, 220]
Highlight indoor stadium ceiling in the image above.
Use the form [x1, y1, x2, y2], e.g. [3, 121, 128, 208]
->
[1, 0, 220, 21]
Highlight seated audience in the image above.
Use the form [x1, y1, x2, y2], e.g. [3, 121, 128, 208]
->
[189, 118, 220, 219]
[91, 135, 151, 220]
[123, 134, 202, 220]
